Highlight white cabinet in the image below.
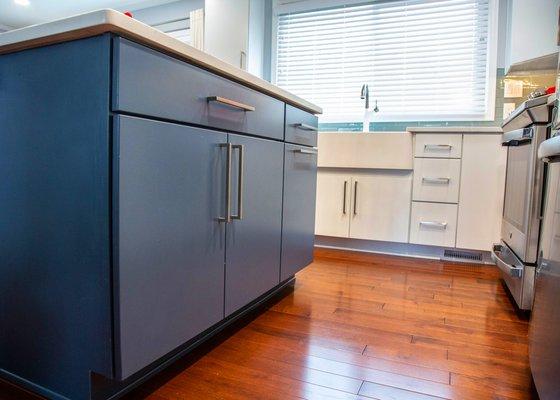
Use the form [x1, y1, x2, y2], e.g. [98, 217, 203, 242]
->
[456, 134, 507, 251]
[204, 0, 249, 69]
[350, 171, 412, 243]
[504, 0, 560, 72]
[315, 170, 412, 243]
[410, 202, 458, 247]
[315, 171, 351, 237]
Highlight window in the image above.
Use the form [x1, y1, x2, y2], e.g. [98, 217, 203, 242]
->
[275, 0, 497, 122]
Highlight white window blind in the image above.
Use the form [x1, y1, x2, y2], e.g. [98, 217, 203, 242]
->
[276, 0, 495, 122]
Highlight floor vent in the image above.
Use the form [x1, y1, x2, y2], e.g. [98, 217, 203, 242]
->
[442, 249, 483, 263]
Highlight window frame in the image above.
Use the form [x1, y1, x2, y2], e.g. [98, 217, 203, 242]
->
[271, 0, 499, 122]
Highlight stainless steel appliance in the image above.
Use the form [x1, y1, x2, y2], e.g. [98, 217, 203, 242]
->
[492, 96, 551, 310]
[530, 135, 560, 400]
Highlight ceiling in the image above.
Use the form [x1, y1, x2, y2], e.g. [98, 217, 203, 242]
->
[0, 0, 180, 29]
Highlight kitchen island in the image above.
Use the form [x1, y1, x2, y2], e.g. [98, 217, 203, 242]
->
[0, 10, 320, 400]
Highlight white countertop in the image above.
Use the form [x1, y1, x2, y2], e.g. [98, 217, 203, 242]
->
[406, 126, 503, 134]
[0, 9, 322, 115]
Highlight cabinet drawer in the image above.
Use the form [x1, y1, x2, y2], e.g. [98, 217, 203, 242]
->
[112, 38, 284, 140]
[414, 134, 462, 158]
[285, 105, 318, 146]
[412, 158, 461, 203]
[409, 202, 458, 247]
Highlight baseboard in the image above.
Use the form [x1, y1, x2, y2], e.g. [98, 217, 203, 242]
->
[314, 236, 494, 264]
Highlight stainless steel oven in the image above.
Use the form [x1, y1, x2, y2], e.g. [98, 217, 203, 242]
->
[493, 98, 551, 310]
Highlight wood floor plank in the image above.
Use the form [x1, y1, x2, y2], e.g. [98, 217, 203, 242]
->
[1, 248, 534, 400]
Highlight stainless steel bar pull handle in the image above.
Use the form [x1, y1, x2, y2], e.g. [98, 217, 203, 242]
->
[207, 96, 255, 112]
[342, 181, 348, 214]
[424, 144, 452, 150]
[294, 123, 318, 132]
[419, 221, 447, 229]
[353, 181, 358, 215]
[293, 148, 318, 155]
[422, 177, 450, 184]
[231, 144, 244, 220]
[218, 143, 233, 223]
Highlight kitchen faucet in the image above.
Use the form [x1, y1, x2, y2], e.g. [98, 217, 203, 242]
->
[360, 84, 369, 109]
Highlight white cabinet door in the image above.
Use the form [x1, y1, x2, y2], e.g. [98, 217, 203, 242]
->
[315, 171, 351, 237]
[349, 171, 412, 243]
[204, 0, 249, 69]
[456, 134, 506, 251]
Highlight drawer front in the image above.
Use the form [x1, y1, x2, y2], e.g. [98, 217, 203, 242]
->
[285, 105, 318, 146]
[412, 158, 461, 203]
[414, 134, 462, 158]
[409, 202, 458, 247]
[113, 38, 284, 140]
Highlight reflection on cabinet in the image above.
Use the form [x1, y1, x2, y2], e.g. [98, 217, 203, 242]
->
[315, 170, 412, 243]
[456, 134, 507, 251]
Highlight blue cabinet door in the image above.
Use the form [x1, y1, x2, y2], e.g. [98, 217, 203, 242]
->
[225, 134, 284, 316]
[114, 115, 227, 379]
[281, 144, 318, 281]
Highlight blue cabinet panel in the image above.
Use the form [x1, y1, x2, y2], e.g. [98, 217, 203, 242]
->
[225, 134, 284, 316]
[0, 35, 113, 400]
[285, 105, 318, 147]
[114, 115, 227, 379]
[281, 144, 318, 280]
[112, 38, 285, 140]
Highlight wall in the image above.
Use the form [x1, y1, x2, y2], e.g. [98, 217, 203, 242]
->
[130, 0, 203, 26]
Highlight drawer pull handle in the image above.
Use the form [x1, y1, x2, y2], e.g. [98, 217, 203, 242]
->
[207, 96, 255, 112]
[353, 181, 358, 215]
[218, 143, 233, 223]
[231, 144, 244, 221]
[294, 123, 318, 132]
[419, 221, 447, 229]
[424, 144, 452, 150]
[422, 177, 450, 184]
[343, 181, 348, 214]
[293, 148, 318, 155]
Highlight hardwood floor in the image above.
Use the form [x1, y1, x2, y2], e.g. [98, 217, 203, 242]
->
[0, 249, 536, 400]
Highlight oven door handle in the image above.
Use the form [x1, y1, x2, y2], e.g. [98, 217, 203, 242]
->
[491, 244, 523, 278]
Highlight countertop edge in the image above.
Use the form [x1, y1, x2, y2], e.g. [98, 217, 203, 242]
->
[0, 9, 322, 115]
[406, 126, 503, 134]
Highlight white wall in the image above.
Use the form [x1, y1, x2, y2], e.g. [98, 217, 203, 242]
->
[130, 0, 203, 26]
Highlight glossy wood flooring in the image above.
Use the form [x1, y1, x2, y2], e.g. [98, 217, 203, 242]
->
[1, 249, 535, 400]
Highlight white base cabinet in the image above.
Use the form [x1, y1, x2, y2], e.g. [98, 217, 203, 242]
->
[456, 134, 506, 250]
[315, 170, 411, 243]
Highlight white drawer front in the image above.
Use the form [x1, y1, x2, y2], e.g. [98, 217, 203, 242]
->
[414, 134, 462, 158]
[410, 202, 458, 247]
[413, 158, 461, 203]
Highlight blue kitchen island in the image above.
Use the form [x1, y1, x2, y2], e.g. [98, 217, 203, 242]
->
[0, 10, 320, 400]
